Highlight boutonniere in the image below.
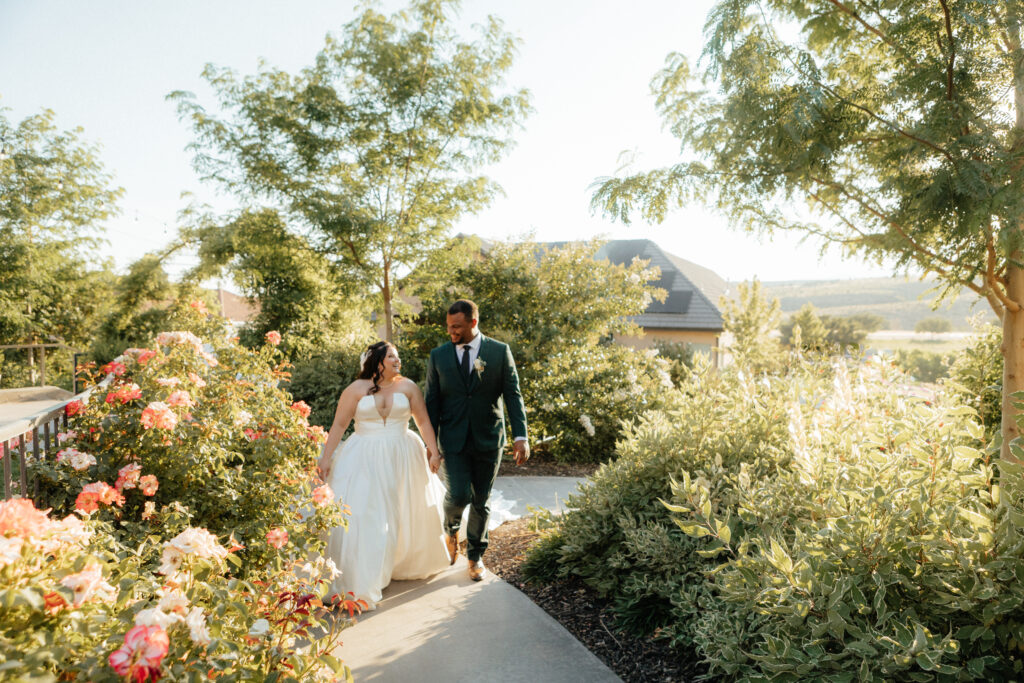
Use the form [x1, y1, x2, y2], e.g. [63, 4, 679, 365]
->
[473, 358, 486, 375]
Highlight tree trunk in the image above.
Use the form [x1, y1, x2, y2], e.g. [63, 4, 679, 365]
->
[1002, 260, 1024, 462]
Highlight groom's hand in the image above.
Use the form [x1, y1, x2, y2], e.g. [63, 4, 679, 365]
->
[512, 440, 530, 466]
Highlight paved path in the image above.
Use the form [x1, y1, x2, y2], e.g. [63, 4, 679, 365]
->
[336, 476, 621, 683]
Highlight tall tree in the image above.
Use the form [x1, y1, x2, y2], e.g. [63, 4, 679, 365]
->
[181, 208, 374, 357]
[0, 107, 122, 385]
[170, 0, 530, 342]
[592, 1, 1024, 462]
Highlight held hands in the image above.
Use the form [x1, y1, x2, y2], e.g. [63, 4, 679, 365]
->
[512, 440, 530, 466]
[427, 448, 442, 474]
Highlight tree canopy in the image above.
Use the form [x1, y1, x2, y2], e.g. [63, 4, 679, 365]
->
[170, 0, 530, 342]
[592, 0, 1024, 461]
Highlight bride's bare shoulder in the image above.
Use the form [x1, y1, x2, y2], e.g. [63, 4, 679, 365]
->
[341, 379, 374, 399]
[397, 377, 423, 396]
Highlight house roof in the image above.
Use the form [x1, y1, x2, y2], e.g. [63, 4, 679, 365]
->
[591, 239, 726, 332]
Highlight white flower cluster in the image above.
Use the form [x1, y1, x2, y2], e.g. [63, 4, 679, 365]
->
[60, 564, 118, 607]
[234, 409, 253, 427]
[158, 527, 229, 578]
[133, 587, 211, 645]
[56, 447, 96, 471]
[579, 414, 596, 437]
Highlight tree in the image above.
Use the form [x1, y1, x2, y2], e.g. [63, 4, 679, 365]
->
[180, 208, 374, 358]
[916, 316, 954, 333]
[592, 2, 1024, 461]
[170, 0, 530, 342]
[780, 304, 828, 351]
[0, 107, 122, 386]
[720, 278, 783, 372]
[404, 237, 670, 461]
[847, 313, 886, 334]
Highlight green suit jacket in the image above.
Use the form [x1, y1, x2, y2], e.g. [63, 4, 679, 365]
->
[424, 335, 528, 457]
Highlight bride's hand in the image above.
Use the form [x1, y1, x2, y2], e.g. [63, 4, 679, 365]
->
[427, 449, 442, 474]
[317, 455, 331, 480]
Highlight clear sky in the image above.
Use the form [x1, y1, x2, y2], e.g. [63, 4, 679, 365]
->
[0, 0, 903, 285]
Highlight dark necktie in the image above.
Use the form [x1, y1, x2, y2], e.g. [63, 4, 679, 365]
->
[461, 344, 472, 379]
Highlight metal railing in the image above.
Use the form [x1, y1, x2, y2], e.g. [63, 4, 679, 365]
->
[0, 374, 112, 501]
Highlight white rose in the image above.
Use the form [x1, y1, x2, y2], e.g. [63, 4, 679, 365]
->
[134, 607, 184, 629]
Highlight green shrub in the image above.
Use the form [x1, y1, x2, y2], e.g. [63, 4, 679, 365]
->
[525, 343, 674, 463]
[653, 339, 694, 385]
[666, 358, 1024, 680]
[523, 362, 793, 647]
[916, 316, 954, 333]
[285, 348, 364, 429]
[892, 348, 952, 383]
[948, 321, 1002, 437]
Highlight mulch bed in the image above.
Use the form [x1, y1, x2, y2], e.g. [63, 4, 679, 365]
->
[497, 450, 601, 477]
[487, 517, 701, 682]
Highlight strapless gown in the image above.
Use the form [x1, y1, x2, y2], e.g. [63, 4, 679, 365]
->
[325, 393, 451, 609]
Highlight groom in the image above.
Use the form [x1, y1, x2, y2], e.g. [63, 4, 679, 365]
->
[425, 299, 529, 581]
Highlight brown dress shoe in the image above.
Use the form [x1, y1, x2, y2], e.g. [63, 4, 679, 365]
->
[468, 558, 486, 582]
[446, 533, 458, 565]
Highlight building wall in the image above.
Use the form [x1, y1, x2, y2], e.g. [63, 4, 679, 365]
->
[615, 329, 720, 350]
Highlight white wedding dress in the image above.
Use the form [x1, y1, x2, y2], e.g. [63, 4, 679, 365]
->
[325, 392, 451, 609]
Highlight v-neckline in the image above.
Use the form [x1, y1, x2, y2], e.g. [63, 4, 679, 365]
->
[368, 391, 402, 425]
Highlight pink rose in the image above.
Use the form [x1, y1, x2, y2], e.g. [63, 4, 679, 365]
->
[65, 400, 85, 417]
[266, 527, 289, 549]
[109, 625, 169, 680]
[189, 299, 209, 315]
[101, 361, 127, 377]
[187, 372, 207, 388]
[165, 390, 195, 408]
[312, 484, 334, 507]
[140, 475, 159, 496]
[141, 402, 178, 430]
[115, 463, 142, 491]
[265, 330, 282, 346]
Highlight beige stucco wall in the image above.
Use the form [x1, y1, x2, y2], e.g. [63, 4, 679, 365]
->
[614, 329, 721, 366]
[614, 329, 719, 350]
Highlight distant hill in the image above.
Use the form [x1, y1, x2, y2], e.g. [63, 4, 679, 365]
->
[743, 277, 997, 331]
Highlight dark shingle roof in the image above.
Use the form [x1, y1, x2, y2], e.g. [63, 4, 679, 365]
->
[592, 239, 725, 332]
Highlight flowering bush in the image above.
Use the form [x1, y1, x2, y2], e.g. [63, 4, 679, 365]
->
[34, 304, 344, 573]
[0, 498, 357, 681]
[525, 344, 675, 462]
[6, 304, 359, 680]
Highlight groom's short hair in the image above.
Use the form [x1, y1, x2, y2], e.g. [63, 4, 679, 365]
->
[448, 299, 478, 321]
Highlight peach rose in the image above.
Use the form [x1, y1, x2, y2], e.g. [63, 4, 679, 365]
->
[265, 527, 289, 549]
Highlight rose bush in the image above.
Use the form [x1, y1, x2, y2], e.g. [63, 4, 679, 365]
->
[0, 498, 358, 681]
[34, 304, 343, 573]
[4, 302, 361, 681]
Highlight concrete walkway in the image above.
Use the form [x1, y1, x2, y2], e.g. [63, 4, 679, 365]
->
[336, 476, 621, 683]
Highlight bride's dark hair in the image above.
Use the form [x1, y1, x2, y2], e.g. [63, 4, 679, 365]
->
[358, 341, 394, 395]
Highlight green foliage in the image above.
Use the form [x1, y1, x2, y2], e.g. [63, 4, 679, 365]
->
[666, 360, 1024, 681]
[892, 348, 952, 383]
[526, 343, 674, 463]
[406, 236, 667, 461]
[780, 303, 828, 351]
[284, 347, 365, 429]
[182, 207, 375, 359]
[526, 354, 1024, 679]
[720, 279, 783, 372]
[0, 107, 122, 388]
[90, 256, 215, 365]
[846, 312, 886, 333]
[523, 363, 792, 647]
[653, 339, 694, 385]
[948, 321, 1003, 437]
[36, 305, 343, 574]
[170, 0, 530, 341]
[916, 316, 954, 333]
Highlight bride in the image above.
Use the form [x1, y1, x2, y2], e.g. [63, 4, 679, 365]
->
[317, 341, 451, 609]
